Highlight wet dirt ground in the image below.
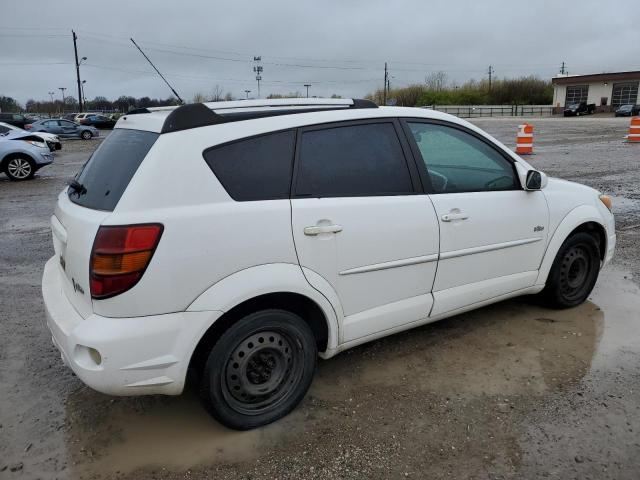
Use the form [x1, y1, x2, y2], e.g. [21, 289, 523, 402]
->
[1, 117, 640, 479]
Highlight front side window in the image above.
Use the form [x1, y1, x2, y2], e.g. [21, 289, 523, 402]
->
[203, 130, 295, 201]
[295, 122, 413, 197]
[408, 122, 518, 194]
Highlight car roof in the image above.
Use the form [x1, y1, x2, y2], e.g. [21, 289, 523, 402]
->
[114, 98, 475, 135]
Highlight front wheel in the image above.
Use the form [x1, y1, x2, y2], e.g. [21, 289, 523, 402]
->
[199, 309, 317, 430]
[81, 130, 92, 140]
[539, 232, 601, 308]
[5, 156, 35, 181]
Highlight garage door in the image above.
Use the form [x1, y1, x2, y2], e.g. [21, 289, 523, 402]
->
[565, 85, 589, 106]
[612, 82, 639, 107]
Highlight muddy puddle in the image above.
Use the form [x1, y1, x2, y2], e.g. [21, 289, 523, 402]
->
[63, 268, 640, 477]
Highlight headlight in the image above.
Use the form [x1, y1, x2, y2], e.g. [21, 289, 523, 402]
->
[22, 139, 47, 148]
[599, 194, 613, 212]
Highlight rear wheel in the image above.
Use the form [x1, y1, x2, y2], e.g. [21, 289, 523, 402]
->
[5, 156, 35, 181]
[539, 232, 600, 308]
[81, 130, 92, 140]
[199, 309, 317, 430]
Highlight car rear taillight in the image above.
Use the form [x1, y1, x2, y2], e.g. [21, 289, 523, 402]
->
[90, 224, 163, 299]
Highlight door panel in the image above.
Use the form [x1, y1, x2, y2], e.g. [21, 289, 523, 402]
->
[290, 119, 438, 343]
[431, 190, 548, 293]
[292, 196, 439, 342]
[402, 119, 549, 314]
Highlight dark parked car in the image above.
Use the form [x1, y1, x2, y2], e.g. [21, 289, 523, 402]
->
[615, 104, 640, 117]
[0, 113, 37, 128]
[79, 114, 117, 129]
[26, 118, 99, 140]
[563, 102, 596, 117]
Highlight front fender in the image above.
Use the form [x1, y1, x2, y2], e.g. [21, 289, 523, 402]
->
[535, 205, 607, 286]
[186, 263, 340, 353]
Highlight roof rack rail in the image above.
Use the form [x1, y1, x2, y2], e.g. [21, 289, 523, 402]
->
[160, 98, 377, 134]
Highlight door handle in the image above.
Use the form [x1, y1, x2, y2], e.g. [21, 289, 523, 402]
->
[441, 212, 469, 222]
[304, 224, 343, 236]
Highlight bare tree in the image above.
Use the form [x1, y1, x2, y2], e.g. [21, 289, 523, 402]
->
[192, 92, 208, 103]
[425, 71, 448, 91]
[211, 85, 224, 102]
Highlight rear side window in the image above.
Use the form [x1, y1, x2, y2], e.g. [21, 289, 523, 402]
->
[68, 129, 159, 211]
[295, 123, 413, 198]
[203, 130, 295, 201]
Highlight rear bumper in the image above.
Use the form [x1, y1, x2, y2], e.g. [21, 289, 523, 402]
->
[42, 257, 222, 396]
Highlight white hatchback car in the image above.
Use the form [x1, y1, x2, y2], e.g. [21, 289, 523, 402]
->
[42, 98, 615, 429]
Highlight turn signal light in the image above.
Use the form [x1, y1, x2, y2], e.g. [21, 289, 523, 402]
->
[90, 224, 163, 299]
[599, 194, 613, 212]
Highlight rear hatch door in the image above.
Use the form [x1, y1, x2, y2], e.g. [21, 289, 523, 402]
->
[51, 128, 160, 318]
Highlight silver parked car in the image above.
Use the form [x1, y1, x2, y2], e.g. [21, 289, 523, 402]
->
[0, 132, 54, 180]
[26, 118, 99, 140]
[0, 121, 62, 151]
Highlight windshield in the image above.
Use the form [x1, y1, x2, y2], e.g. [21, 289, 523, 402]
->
[619, 105, 632, 110]
[68, 129, 159, 211]
[568, 104, 580, 109]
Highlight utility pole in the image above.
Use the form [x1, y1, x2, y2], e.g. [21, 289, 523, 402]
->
[253, 56, 263, 98]
[560, 61, 566, 75]
[244, 90, 251, 99]
[304, 84, 311, 98]
[383, 62, 388, 105]
[72, 30, 84, 112]
[488, 65, 494, 90]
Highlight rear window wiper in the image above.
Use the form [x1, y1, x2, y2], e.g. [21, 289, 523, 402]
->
[68, 179, 87, 196]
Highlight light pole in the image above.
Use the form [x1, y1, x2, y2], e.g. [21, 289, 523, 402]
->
[48, 91, 55, 118]
[304, 84, 311, 98]
[244, 90, 251, 99]
[58, 87, 67, 114]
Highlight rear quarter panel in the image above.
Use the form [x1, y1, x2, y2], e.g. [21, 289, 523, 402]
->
[92, 131, 298, 318]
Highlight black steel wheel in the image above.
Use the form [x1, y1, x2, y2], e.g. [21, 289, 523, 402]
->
[540, 232, 600, 308]
[199, 309, 317, 430]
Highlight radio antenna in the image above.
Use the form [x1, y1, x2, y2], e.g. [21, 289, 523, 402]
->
[130, 38, 184, 104]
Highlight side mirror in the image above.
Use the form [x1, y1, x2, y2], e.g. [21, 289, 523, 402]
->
[525, 170, 542, 190]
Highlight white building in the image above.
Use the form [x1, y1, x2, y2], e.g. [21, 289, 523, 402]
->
[552, 71, 640, 112]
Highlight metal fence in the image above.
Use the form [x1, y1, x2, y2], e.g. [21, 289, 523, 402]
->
[420, 105, 554, 118]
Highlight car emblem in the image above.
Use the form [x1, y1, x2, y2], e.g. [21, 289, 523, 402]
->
[72, 278, 85, 295]
[534, 225, 544, 232]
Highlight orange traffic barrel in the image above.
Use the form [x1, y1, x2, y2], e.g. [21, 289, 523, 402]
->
[626, 116, 640, 143]
[516, 123, 534, 154]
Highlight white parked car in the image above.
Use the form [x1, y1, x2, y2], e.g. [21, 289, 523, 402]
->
[0, 121, 61, 151]
[42, 98, 615, 430]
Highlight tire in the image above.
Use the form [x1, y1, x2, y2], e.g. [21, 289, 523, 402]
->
[81, 130, 92, 140]
[4, 156, 35, 181]
[539, 232, 601, 308]
[199, 309, 317, 430]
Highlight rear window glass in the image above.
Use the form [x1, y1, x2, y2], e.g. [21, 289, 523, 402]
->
[68, 129, 158, 211]
[203, 130, 295, 201]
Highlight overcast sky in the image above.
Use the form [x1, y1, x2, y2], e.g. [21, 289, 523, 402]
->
[1, 0, 639, 104]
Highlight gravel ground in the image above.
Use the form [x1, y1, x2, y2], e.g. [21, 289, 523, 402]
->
[1, 117, 639, 479]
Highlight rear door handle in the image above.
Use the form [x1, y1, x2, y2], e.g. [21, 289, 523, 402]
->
[441, 212, 469, 222]
[304, 224, 343, 236]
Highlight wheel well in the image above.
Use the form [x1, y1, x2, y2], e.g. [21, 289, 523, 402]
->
[570, 221, 606, 261]
[188, 292, 329, 379]
[1, 152, 35, 171]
